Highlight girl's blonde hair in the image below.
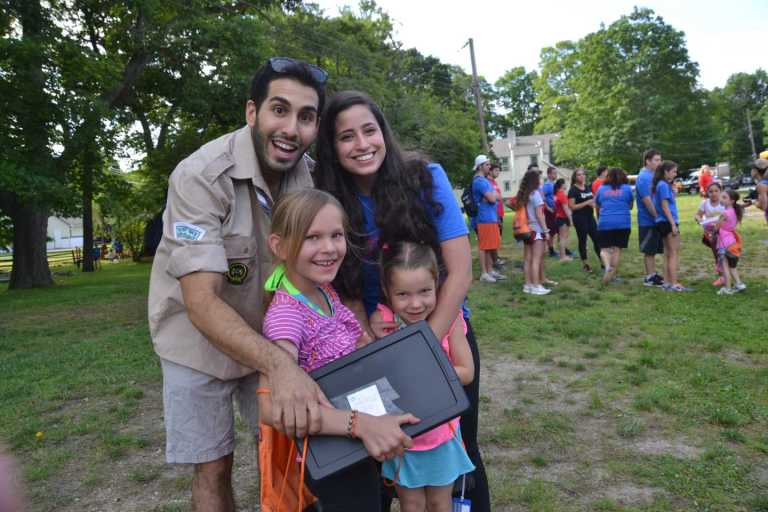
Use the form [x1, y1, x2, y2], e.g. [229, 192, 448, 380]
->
[270, 189, 348, 264]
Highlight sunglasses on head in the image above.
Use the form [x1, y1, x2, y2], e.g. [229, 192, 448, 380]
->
[268, 57, 328, 84]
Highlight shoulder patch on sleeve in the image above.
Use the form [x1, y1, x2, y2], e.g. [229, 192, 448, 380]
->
[174, 222, 206, 241]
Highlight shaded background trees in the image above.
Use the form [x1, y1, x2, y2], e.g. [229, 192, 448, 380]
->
[1, 0, 485, 288]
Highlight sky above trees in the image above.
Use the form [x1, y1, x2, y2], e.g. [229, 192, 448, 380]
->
[313, 0, 766, 91]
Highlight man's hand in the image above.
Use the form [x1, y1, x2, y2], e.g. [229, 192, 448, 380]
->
[269, 358, 330, 439]
[356, 413, 420, 461]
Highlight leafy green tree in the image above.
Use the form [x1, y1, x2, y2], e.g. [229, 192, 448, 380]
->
[534, 40, 579, 134]
[552, 8, 717, 171]
[0, 0, 294, 287]
[491, 66, 541, 137]
[710, 70, 767, 168]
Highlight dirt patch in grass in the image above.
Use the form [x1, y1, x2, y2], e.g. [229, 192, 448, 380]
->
[479, 358, 673, 509]
[721, 348, 766, 369]
[596, 483, 658, 505]
[24, 353, 758, 511]
[629, 437, 702, 459]
[31, 385, 257, 512]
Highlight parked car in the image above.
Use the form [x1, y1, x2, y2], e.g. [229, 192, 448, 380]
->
[732, 173, 755, 188]
[679, 176, 700, 195]
[715, 176, 734, 190]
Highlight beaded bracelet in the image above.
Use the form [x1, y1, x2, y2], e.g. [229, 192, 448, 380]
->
[346, 410, 359, 439]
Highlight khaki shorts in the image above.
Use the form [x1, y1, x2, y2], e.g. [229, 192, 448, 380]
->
[161, 359, 260, 464]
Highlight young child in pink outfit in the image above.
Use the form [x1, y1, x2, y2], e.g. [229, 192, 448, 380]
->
[369, 241, 475, 512]
[715, 189, 746, 295]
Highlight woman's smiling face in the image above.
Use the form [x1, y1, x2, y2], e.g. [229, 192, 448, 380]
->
[334, 104, 387, 191]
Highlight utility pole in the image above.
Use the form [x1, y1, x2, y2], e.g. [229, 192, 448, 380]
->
[466, 38, 489, 153]
[746, 108, 757, 158]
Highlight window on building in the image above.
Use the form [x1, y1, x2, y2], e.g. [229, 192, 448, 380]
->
[504, 181, 511, 192]
[500, 156, 509, 172]
[530, 154, 538, 166]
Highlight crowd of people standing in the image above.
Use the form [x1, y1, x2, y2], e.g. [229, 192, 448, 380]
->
[468, 150, 768, 296]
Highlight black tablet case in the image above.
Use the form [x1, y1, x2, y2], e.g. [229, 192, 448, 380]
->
[301, 320, 470, 480]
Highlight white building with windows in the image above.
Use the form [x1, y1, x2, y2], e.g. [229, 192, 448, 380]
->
[47, 217, 83, 250]
[491, 131, 570, 198]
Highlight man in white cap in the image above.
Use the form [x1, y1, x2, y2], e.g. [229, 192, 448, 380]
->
[471, 155, 505, 282]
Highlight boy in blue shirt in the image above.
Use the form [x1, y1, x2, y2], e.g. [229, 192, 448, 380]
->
[636, 149, 664, 287]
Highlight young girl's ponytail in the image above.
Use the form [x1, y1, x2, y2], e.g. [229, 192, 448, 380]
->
[726, 189, 743, 222]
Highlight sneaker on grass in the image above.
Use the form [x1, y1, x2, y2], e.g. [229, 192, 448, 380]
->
[490, 270, 507, 280]
[734, 282, 747, 292]
[717, 287, 735, 295]
[643, 273, 664, 287]
[479, 273, 496, 283]
[531, 285, 551, 295]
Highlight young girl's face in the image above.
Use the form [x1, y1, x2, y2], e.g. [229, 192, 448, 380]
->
[720, 191, 732, 207]
[708, 186, 720, 203]
[385, 267, 437, 325]
[292, 204, 347, 286]
[665, 166, 678, 182]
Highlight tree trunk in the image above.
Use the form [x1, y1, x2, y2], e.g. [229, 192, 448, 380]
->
[9, 206, 53, 289]
[6, 0, 54, 289]
[82, 150, 95, 272]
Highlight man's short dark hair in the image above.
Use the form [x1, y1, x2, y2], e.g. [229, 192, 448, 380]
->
[490, 163, 501, 171]
[596, 165, 608, 176]
[527, 163, 539, 171]
[643, 149, 661, 165]
[250, 58, 326, 115]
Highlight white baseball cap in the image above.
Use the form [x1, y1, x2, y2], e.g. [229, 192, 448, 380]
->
[474, 154, 490, 169]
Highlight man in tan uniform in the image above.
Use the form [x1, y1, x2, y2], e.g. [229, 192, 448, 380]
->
[148, 58, 329, 511]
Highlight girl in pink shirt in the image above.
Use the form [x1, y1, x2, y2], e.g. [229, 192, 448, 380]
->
[715, 190, 746, 295]
[370, 241, 475, 512]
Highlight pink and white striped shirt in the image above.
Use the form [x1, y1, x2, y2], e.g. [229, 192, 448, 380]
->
[263, 286, 361, 372]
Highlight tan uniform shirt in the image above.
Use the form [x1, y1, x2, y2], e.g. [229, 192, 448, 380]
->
[148, 125, 313, 380]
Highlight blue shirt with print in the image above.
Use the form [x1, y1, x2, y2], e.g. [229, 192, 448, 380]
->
[596, 184, 633, 230]
[359, 163, 469, 316]
[472, 176, 498, 224]
[653, 180, 678, 224]
[635, 168, 655, 227]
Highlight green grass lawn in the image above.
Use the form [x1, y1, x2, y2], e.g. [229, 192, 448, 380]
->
[1, 193, 767, 511]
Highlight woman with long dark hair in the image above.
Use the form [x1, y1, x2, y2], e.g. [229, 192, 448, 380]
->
[515, 170, 551, 295]
[652, 160, 690, 291]
[568, 168, 600, 272]
[314, 91, 490, 512]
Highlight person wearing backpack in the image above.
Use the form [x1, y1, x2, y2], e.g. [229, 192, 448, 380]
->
[471, 155, 504, 283]
[461, 179, 478, 235]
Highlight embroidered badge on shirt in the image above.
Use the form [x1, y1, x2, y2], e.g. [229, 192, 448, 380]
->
[173, 222, 206, 241]
[226, 262, 249, 285]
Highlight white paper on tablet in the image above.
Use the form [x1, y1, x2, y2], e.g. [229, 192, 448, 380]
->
[346, 384, 387, 416]
[699, 216, 719, 226]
